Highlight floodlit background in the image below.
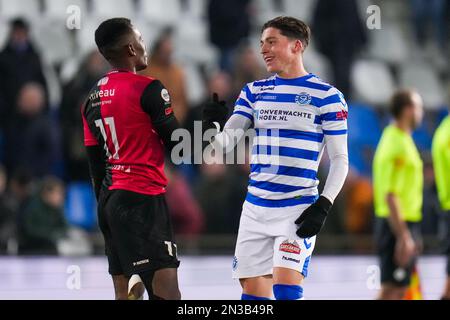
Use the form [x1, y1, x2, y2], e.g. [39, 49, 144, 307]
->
[0, 0, 448, 299]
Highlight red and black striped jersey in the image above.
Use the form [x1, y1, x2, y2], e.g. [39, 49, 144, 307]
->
[81, 69, 175, 196]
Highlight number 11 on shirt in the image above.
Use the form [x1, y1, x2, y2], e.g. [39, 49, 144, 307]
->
[95, 117, 120, 160]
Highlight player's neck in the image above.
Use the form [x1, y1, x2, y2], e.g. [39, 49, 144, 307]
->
[393, 120, 412, 135]
[110, 61, 137, 74]
[276, 63, 308, 79]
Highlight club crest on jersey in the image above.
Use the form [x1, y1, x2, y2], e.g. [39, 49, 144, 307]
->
[279, 240, 301, 255]
[295, 92, 312, 106]
[161, 89, 171, 102]
[97, 77, 109, 86]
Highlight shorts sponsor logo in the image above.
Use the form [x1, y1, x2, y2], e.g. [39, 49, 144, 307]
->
[133, 259, 150, 267]
[232, 256, 238, 271]
[279, 240, 301, 255]
[303, 238, 313, 250]
[282, 256, 301, 264]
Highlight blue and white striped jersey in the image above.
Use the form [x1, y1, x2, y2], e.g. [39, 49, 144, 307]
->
[233, 73, 348, 208]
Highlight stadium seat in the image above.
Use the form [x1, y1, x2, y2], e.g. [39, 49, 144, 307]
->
[0, 0, 41, 19]
[303, 46, 332, 84]
[138, 0, 181, 26]
[185, 0, 207, 19]
[398, 62, 446, 110]
[351, 59, 395, 108]
[41, 60, 62, 109]
[43, 0, 88, 19]
[59, 56, 82, 84]
[31, 20, 73, 65]
[183, 62, 207, 106]
[174, 17, 218, 66]
[65, 182, 97, 231]
[367, 21, 410, 65]
[254, 0, 284, 26]
[283, 0, 316, 23]
[74, 16, 101, 56]
[91, 0, 136, 19]
[376, 0, 411, 21]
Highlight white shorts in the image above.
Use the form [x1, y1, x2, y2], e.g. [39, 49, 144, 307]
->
[232, 201, 316, 279]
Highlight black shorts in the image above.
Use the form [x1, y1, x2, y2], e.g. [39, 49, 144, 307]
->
[97, 189, 180, 277]
[374, 218, 421, 287]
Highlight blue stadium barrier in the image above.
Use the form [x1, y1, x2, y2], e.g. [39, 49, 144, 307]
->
[436, 107, 449, 124]
[347, 104, 382, 176]
[412, 122, 433, 151]
[64, 182, 97, 231]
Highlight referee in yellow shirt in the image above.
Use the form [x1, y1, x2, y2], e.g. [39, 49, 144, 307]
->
[432, 112, 450, 300]
[373, 89, 424, 300]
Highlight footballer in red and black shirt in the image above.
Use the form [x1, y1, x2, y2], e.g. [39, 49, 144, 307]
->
[81, 18, 182, 300]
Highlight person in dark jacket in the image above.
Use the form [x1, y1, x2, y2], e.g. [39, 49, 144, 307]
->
[208, 0, 252, 72]
[0, 18, 48, 128]
[18, 176, 67, 255]
[4, 83, 59, 178]
[312, 0, 367, 98]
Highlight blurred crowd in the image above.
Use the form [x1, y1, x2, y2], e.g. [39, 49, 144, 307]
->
[0, 0, 449, 255]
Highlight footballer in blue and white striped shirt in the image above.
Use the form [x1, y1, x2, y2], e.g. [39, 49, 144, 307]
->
[204, 16, 349, 300]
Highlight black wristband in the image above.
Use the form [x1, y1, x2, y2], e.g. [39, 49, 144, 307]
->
[316, 196, 332, 212]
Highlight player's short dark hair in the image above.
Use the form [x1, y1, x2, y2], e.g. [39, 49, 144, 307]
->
[262, 16, 310, 50]
[95, 18, 134, 60]
[10, 17, 29, 31]
[390, 89, 415, 119]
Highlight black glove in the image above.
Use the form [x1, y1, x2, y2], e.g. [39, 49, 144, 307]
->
[202, 93, 228, 132]
[295, 196, 332, 238]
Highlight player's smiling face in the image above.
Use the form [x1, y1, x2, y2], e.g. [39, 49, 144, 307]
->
[260, 27, 301, 74]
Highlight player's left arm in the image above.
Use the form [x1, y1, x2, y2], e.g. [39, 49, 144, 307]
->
[296, 88, 349, 238]
[81, 103, 106, 200]
[86, 145, 106, 200]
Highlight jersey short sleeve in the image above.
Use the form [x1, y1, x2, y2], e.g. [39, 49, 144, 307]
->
[320, 87, 348, 136]
[140, 80, 176, 126]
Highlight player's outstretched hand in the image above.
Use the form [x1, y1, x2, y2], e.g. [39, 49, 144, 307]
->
[295, 196, 332, 238]
[202, 93, 228, 131]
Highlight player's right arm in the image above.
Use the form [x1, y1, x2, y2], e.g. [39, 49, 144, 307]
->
[386, 192, 416, 267]
[383, 153, 417, 267]
[204, 84, 254, 152]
